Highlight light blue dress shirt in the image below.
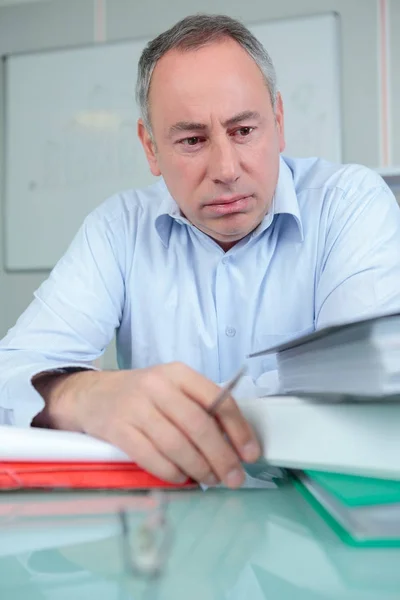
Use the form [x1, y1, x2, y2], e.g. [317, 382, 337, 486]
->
[2, 156, 400, 426]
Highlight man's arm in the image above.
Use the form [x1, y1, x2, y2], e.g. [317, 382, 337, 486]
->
[29, 362, 260, 488]
[0, 203, 260, 487]
[315, 180, 400, 327]
[249, 175, 400, 398]
[0, 208, 125, 426]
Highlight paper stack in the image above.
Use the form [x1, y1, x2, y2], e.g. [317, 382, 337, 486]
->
[0, 425, 196, 490]
[247, 310, 400, 545]
[250, 311, 400, 397]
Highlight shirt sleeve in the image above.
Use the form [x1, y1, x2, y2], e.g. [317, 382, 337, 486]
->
[315, 183, 400, 328]
[249, 178, 400, 399]
[0, 210, 125, 426]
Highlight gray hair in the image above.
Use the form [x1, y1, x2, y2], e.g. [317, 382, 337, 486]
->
[136, 13, 278, 136]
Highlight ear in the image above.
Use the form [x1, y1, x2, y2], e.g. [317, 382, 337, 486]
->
[137, 119, 161, 176]
[275, 92, 286, 153]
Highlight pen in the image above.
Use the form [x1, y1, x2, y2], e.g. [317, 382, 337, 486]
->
[207, 365, 247, 416]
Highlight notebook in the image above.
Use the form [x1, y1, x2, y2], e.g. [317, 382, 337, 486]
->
[294, 470, 400, 546]
[0, 425, 196, 490]
[0, 461, 197, 490]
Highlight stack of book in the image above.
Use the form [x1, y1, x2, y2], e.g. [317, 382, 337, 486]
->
[250, 311, 400, 398]
[0, 425, 197, 490]
[245, 311, 400, 545]
[293, 471, 400, 547]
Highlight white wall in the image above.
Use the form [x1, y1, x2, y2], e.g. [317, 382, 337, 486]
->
[0, 0, 399, 367]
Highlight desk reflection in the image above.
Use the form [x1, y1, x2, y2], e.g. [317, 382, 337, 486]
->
[1, 486, 400, 600]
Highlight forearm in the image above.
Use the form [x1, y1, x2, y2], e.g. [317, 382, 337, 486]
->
[0, 348, 100, 427]
[31, 369, 100, 431]
[29, 363, 261, 488]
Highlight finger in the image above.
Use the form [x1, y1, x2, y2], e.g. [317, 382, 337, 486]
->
[135, 402, 219, 485]
[166, 362, 225, 408]
[166, 363, 261, 463]
[214, 399, 261, 463]
[106, 422, 187, 484]
[154, 385, 246, 489]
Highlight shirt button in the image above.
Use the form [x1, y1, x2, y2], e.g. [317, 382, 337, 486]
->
[225, 326, 236, 337]
[222, 257, 229, 265]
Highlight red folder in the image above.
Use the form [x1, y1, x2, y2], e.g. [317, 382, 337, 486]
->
[0, 461, 197, 491]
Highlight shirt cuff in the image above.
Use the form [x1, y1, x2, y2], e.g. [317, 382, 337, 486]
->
[0, 360, 99, 427]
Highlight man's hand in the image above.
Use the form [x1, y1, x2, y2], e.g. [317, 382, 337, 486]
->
[32, 363, 261, 488]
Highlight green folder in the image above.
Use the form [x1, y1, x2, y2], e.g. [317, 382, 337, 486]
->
[293, 470, 400, 547]
[304, 471, 400, 505]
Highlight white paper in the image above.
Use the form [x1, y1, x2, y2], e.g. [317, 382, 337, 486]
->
[0, 425, 130, 462]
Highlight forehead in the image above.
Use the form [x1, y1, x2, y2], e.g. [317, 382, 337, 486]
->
[148, 38, 271, 124]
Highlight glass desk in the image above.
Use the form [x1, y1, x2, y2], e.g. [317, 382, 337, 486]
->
[0, 481, 399, 599]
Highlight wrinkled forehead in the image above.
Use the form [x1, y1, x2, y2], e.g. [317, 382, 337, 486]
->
[148, 39, 272, 130]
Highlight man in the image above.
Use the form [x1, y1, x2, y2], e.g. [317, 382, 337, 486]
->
[1, 14, 400, 489]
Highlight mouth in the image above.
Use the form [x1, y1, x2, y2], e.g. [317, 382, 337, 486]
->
[203, 195, 253, 215]
[205, 194, 249, 206]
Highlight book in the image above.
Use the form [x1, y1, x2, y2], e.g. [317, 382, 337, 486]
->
[0, 425, 196, 490]
[303, 470, 400, 505]
[0, 425, 282, 490]
[293, 470, 400, 546]
[2, 393, 398, 486]
[239, 396, 400, 479]
[248, 311, 400, 397]
[0, 461, 197, 490]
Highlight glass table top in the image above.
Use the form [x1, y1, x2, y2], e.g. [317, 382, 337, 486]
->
[0, 481, 399, 599]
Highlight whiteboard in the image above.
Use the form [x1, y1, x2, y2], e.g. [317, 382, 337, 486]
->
[4, 13, 341, 271]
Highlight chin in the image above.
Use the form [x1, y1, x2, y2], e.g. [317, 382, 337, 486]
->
[218, 218, 256, 238]
[199, 214, 258, 244]
[215, 229, 252, 246]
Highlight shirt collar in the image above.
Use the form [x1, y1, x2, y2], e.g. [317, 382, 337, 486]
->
[154, 156, 304, 247]
[267, 155, 304, 241]
[154, 180, 187, 247]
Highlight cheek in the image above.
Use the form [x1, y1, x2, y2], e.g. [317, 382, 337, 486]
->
[169, 156, 204, 191]
[242, 144, 275, 176]
[159, 156, 203, 210]
[260, 136, 280, 165]
[240, 143, 280, 196]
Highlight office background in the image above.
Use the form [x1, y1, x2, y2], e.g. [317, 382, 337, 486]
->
[3, 13, 342, 271]
[0, 0, 399, 368]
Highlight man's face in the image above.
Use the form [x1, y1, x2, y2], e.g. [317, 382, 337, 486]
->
[139, 38, 285, 250]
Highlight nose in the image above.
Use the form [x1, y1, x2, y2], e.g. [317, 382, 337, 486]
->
[208, 136, 240, 186]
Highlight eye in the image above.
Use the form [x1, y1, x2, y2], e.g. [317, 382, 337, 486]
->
[180, 136, 203, 146]
[235, 126, 254, 137]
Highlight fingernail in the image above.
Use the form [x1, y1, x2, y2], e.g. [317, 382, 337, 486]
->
[225, 468, 245, 488]
[202, 473, 219, 486]
[242, 441, 261, 462]
[175, 473, 188, 484]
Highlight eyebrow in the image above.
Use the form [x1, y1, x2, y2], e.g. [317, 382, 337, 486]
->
[223, 110, 261, 128]
[168, 110, 261, 137]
